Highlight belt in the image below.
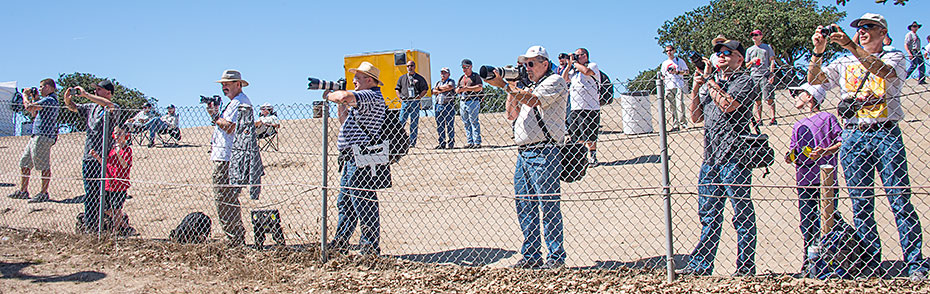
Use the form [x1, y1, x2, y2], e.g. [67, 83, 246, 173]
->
[845, 121, 897, 132]
[518, 140, 554, 152]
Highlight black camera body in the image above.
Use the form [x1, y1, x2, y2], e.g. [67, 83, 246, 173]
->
[690, 52, 705, 72]
[307, 77, 347, 91]
[24, 87, 38, 97]
[820, 25, 839, 38]
[479, 65, 528, 82]
[199, 95, 222, 105]
[571, 53, 580, 61]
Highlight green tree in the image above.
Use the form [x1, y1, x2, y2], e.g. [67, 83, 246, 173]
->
[479, 85, 506, 113]
[56, 72, 155, 131]
[837, 0, 907, 5]
[625, 66, 661, 94]
[656, 0, 846, 67]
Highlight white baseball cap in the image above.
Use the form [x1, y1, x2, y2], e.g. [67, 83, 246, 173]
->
[518, 45, 549, 63]
[850, 13, 888, 30]
[789, 83, 826, 105]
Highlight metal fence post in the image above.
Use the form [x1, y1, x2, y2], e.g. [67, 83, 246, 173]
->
[320, 100, 329, 263]
[99, 110, 108, 238]
[656, 72, 675, 282]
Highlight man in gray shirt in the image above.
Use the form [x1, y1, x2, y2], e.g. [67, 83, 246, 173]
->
[745, 29, 778, 125]
[905, 21, 926, 84]
[65, 80, 119, 233]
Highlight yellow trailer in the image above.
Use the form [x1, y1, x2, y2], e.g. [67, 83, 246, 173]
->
[344, 49, 431, 110]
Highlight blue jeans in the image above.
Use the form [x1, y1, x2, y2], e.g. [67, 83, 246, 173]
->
[334, 155, 380, 254]
[906, 55, 925, 82]
[840, 126, 926, 275]
[400, 100, 420, 147]
[82, 159, 104, 230]
[688, 163, 756, 275]
[145, 118, 170, 141]
[460, 99, 481, 145]
[514, 146, 565, 263]
[435, 102, 455, 148]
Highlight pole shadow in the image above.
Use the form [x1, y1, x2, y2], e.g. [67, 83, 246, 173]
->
[393, 247, 517, 267]
[0, 261, 106, 283]
[599, 155, 661, 167]
[49, 194, 85, 204]
[573, 254, 689, 270]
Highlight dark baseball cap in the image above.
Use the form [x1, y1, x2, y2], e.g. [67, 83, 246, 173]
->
[461, 59, 473, 66]
[713, 40, 746, 57]
[96, 80, 116, 93]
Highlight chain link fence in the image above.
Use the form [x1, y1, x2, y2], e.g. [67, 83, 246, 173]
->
[2, 58, 930, 281]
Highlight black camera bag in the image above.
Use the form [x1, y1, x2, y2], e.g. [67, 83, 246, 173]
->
[534, 108, 588, 183]
[739, 125, 775, 177]
[596, 71, 615, 106]
[169, 212, 212, 243]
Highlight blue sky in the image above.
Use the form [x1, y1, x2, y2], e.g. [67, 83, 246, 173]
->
[3, 0, 929, 108]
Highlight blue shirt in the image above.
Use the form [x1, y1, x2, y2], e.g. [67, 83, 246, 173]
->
[337, 87, 387, 151]
[33, 94, 60, 139]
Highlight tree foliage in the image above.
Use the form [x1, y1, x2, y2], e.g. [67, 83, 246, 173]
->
[657, 0, 846, 67]
[625, 66, 661, 94]
[56, 73, 155, 131]
[837, 0, 907, 5]
[479, 85, 506, 113]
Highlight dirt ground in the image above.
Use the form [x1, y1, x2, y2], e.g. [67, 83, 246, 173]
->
[1, 228, 928, 293]
[2, 80, 930, 290]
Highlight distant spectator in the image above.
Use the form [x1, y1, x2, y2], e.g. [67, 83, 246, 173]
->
[206, 69, 252, 246]
[126, 102, 156, 132]
[785, 83, 841, 272]
[904, 21, 926, 84]
[433, 67, 456, 149]
[396, 60, 429, 148]
[660, 45, 690, 131]
[64, 80, 119, 233]
[679, 40, 758, 277]
[456, 59, 484, 148]
[808, 13, 928, 280]
[89, 125, 137, 236]
[924, 35, 930, 60]
[746, 29, 777, 125]
[882, 34, 895, 51]
[144, 104, 180, 147]
[255, 103, 280, 139]
[7, 78, 60, 203]
[562, 48, 601, 166]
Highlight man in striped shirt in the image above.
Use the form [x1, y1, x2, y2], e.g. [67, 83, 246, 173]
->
[326, 61, 389, 256]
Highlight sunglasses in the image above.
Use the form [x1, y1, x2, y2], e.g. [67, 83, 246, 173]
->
[715, 50, 734, 57]
[407, 65, 415, 67]
[526, 60, 541, 68]
[857, 23, 881, 31]
[750, 33, 761, 37]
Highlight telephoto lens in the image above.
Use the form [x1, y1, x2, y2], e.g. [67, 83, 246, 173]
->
[479, 65, 527, 82]
[307, 77, 347, 91]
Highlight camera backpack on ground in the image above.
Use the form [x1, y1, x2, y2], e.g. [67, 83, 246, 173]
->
[169, 212, 212, 243]
[807, 215, 864, 279]
[596, 71, 615, 106]
[251, 209, 286, 247]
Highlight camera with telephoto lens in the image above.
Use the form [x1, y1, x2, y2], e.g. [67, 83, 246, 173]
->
[820, 25, 839, 38]
[199, 95, 222, 105]
[479, 65, 528, 82]
[307, 77, 347, 91]
[24, 87, 38, 97]
[689, 52, 705, 72]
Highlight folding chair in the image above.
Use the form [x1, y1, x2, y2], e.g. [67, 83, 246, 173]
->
[259, 127, 279, 151]
[155, 127, 182, 147]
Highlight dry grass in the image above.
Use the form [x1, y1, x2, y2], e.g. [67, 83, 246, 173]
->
[2, 227, 929, 293]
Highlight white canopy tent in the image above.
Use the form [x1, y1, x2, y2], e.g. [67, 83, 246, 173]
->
[0, 81, 19, 136]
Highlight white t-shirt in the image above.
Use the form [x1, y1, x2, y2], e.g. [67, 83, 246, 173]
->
[660, 58, 689, 89]
[905, 31, 921, 55]
[211, 93, 252, 161]
[514, 74, 568, 146]
[822, 50, 907, 124]
[568, 62, 601, 111]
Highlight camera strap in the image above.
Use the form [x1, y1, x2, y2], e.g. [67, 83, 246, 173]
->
[850, 50, 887, 101]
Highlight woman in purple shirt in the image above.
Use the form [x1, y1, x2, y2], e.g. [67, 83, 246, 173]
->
[786, 83, 843, 271]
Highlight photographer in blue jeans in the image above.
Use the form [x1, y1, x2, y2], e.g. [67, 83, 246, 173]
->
[679, 40, 759, 277]
[396, 60, 428, 148]
[808, 13, 928, 280]
[486, 45, 568, 270]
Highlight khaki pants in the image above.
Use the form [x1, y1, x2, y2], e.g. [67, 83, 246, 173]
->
[664, 87, 689, 128]
[213, 161, 245, 244]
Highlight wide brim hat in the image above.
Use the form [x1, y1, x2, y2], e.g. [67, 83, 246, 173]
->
[259, 103, 273, 110]
[216, 69, 249, 87]
[348, 61, 383, 86]
[908, 21, 922, 29]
